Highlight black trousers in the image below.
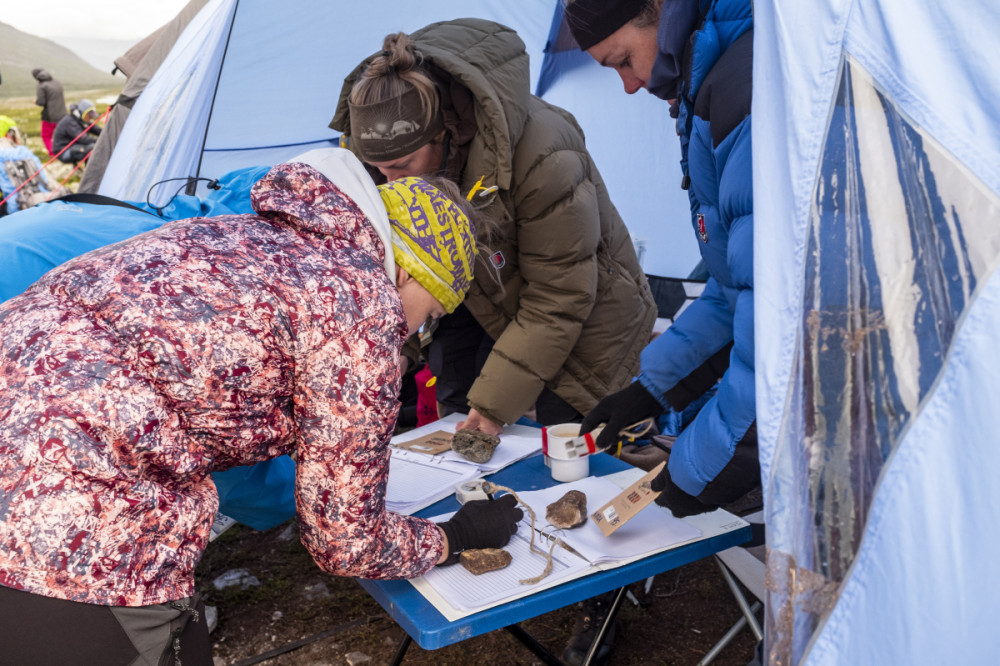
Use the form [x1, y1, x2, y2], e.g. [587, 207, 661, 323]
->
[0, 583, 212, 665]
[57, 139, 96, 164]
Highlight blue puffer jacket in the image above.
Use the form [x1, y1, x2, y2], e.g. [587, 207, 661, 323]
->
[638, 0, 756, 498]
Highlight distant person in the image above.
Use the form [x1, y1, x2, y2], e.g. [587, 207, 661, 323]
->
[0, 116, 19, 145]
[52, 99, 102, 164]
[32, 68, 68, 157]
[0, 115, 70, 216]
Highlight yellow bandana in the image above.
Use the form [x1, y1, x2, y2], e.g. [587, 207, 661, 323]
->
[0, 116, 17, 139]
[378, 177, 477, 313]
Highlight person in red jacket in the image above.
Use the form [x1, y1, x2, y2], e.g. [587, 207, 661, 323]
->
[0, 148, 521, 665]
[31, 68, 67, 157]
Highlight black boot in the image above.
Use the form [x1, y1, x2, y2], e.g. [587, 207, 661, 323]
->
[562, 592, 618, 665]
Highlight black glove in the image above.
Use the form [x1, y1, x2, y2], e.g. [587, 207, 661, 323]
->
[580, 381, 665, 451]
[650, 464, 715, 518]
[438, 494, 524, 565]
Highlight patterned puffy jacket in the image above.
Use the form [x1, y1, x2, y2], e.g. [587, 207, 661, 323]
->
[0, 162, 443, 606]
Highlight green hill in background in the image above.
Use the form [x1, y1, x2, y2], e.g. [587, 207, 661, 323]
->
[0, 21, 125, 99]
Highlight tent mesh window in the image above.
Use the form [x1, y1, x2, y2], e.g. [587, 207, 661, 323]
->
[769, 55, 1000, 662]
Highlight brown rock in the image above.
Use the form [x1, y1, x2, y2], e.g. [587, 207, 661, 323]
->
[451, 430, 501, 463]
[545, 490, 588, 529]
[459, 548, 512, 575]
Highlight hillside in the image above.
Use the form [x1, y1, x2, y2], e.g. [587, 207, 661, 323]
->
[0, 21, 125, 99]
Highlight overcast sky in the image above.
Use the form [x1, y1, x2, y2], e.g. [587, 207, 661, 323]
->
[5, 0, 192, 41]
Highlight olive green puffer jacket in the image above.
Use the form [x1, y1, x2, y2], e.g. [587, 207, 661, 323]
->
[332, 18, 656, 425]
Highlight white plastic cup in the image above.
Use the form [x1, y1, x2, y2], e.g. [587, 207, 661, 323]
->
[542, 423, 590, 482]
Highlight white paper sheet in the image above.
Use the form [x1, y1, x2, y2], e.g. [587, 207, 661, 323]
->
[418, 522, 591, 611]
[390, 414, 542, 472]
[408, 471, 748, 621]
[385, 449, 481, 515]
[514, 477, 703, 565]
[413, 478, 702, 614]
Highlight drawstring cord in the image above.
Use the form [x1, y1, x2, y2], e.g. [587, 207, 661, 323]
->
[166, 598, 202, 665]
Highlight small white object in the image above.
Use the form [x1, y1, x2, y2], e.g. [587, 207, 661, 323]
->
[345, 651, 372, 666]
[545, 424, 604, 460]
[205, 604, 219, 633]
[209, 512, 237, 541]
[212, 568, 260, 590]
[543, 423, 591, 482]
[455, 480, 490, 504]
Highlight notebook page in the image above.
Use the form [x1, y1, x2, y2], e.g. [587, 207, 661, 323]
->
[417, 522, 591, 611]
[385, 449, 480, 515]
[390, 415, 542, 472]
[515, 477, 703, 564]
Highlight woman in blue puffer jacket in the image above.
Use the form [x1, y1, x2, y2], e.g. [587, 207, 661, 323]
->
[570, 0, 759, 517]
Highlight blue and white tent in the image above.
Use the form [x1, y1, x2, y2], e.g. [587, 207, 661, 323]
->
[755, 0, 1000, 663]
[87, 0, 699, 279]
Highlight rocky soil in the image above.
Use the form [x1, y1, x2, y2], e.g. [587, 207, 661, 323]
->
[196, 519, 758, 666]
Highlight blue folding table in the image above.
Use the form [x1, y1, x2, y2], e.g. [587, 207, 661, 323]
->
[358, 452, 752, 664]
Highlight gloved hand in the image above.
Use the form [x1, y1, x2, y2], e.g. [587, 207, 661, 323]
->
[618, 441, 670, 472]
[650, 464, 715, 518]
[438, 494, 524, 565]
[580, 381, 665, 451]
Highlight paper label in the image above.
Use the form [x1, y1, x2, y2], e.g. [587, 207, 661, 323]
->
[395, 430, 453, 455]
[590, 462, 665, 536]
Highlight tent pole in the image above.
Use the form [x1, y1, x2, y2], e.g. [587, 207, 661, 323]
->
[187, 0, 240, 196]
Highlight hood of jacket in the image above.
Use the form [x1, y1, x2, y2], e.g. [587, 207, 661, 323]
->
[250, 160, 388, 274]
[32, 68, 52, 82]
[650, 0, 753, 102]
[330, 18, 531, 193]
[647, 0, 703, 100]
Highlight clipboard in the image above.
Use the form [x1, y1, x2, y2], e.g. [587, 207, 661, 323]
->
[394, 430, 453, 455]
[590, 462, 665, 536]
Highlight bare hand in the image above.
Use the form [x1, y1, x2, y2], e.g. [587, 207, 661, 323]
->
[456, 408, 504, 436]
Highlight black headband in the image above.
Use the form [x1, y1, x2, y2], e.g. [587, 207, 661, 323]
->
[348, 87, 444, 162]
[564, 0, 650, 51]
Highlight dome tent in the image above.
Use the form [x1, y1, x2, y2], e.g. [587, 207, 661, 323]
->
[754, 0, 1000, 663]
[83, 0, 700, 279]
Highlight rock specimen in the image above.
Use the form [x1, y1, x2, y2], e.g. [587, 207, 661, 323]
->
[451, 430, 501, 463]
[459, 548, 512, 575]
[545, 489, 588, 529]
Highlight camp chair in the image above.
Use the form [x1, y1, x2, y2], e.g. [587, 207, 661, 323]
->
[645, 273, 706, 335]
[698, 510, 765, 665]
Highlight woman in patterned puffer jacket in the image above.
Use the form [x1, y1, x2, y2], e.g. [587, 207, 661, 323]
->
[0, 148, 521, 664]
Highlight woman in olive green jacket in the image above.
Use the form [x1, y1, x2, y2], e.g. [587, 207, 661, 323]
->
[331, 18, 656, 433]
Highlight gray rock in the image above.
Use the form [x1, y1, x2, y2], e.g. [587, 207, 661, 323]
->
[277, 522, 297, 542]
[212, 568, 260, 590]
[345, 651, 372, 665]
[205, 604, 219, 633]
[302, 581, 331, 601]
[451, 430, 501, 463]
[545, 490, 588, 529]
